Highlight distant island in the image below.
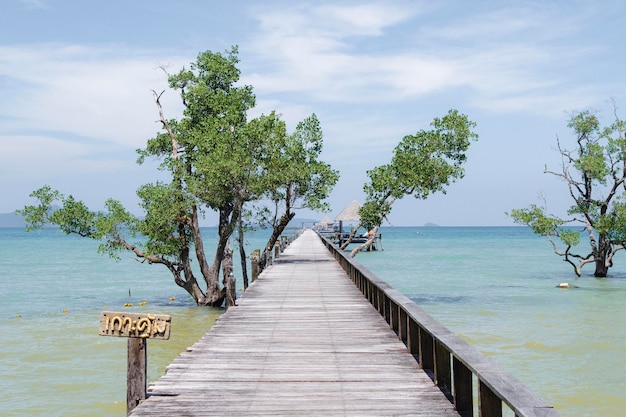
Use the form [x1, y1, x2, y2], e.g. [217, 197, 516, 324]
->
[0, 211, 319, 229]
[423, 222, 440, 227]
[0, 211, 25, 228]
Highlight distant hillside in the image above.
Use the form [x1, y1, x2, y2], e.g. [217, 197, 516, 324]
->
[0, 212, 25, 228]
[0, 211, 319, 229]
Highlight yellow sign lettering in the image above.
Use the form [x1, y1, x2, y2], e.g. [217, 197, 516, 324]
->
[98, 312, 171, 340]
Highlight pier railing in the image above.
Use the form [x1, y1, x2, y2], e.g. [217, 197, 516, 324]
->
[319, 233, 560, 417]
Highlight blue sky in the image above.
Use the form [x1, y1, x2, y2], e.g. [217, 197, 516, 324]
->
[2, 0, 625, 226]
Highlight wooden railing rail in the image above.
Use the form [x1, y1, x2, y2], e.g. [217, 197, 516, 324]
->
[319, 233, 560, 417]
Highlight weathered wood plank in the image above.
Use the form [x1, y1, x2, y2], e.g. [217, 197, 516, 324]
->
[130, 230, 460, 417]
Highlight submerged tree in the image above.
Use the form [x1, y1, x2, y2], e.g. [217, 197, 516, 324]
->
[19, 47, 318, 306]
[508, 104, 626, 277]
[350, 109, 478, 257]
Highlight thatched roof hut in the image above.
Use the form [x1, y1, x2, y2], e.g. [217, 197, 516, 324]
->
[335, 200, 361, 223]
[319, 216, 334, 225]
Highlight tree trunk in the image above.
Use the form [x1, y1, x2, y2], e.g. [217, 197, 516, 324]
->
[174, 222, 209, 305]
[201, 203, 240, 307]
[261, 211, 295, 270]
[222, 240, 236, 307]
[172, 267, 206, 305]
[350, 225, 380, 257]
[204, 206, 233, 305]
[350, 196, 394, 257]
[237, 218, 249, 290]
[222, 240, 234, 287]
[340, 224, 360, 251]
[190, 205, 213, 287]
[594, 259, 608, 277]
[594, 234, 611, 277]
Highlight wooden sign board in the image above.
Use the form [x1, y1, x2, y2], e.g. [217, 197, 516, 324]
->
[98, 311, 171, 340]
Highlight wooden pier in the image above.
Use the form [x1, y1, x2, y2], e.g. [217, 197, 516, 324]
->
[130, 229, 559, 417]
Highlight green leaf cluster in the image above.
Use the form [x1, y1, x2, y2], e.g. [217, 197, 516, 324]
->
[265, 113, 339, 211]
[18, 186, 140, 261]
[508, 205, 578, 245]
[359, 109, 478, 229]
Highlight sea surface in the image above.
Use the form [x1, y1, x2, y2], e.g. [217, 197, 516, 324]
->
[1, 226, 624, 416]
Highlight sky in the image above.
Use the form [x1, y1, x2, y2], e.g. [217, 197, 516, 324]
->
[1, 0, 625, 226]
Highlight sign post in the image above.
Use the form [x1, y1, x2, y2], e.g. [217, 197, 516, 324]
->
[98, 311, 171, 415]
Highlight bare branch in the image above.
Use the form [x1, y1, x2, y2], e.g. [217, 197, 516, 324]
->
[151, 89, 179, 161]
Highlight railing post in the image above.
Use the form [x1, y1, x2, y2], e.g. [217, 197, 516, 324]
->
[127, 338, 147, 415]
[407, 319, 420, 363]
[226, 274, 236, 308]
[398, 308, 407, 345]
[479, 381, 502, 417]
[390, 301, 399, 334]
[434, 340, 452, 399]
[419, 329, 434, 375]
[384, 295, 391, 324]
[250, 249, 260, 283]
[453, 357, 473, 417]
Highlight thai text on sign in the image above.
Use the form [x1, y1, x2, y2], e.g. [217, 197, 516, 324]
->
[98, 311, 171, 340]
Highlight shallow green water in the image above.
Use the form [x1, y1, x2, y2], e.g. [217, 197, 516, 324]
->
[0, 228, 235, 416]
[2, 307, 220, 416]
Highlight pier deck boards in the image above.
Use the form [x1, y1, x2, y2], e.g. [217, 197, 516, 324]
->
[130, 230, 460, 416]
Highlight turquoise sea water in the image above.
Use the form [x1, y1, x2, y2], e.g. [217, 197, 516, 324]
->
[354, 227, 626, 417]
[1, 226, 624, 416]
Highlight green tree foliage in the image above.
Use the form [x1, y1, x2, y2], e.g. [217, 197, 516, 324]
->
[18, 185, 213, 302]
[508, 104, 626, 277]
[19, 47, 339, 306]
[137, 46, 258, 306]
[257, 113, 339, 266]
[351, 109, 478, 256]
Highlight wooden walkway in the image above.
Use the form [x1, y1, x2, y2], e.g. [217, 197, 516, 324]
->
[130, 230, 460, 416]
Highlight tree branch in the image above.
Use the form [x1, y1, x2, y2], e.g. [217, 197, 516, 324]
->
[152, 89, 179, 161]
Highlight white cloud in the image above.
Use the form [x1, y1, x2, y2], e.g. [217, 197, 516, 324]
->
[0, 44, 191, 212]
[314, 3, 417, 36]
[254, 2, 416, 39]
[244, 1, 607, 116]
[425, 5, 557, 42]
[0, 44, 187, 148]
[2, 134, 130, 178]
[18, 0, 48, 9]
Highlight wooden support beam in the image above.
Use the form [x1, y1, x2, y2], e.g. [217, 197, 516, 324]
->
[453, 357, 473, 416]
[434, 340, 452, 399]
[479, 380, 502, 417]
[250, 250, 260, 283]
[127, 338, 147, 415]
[420, 329, 435, 376]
